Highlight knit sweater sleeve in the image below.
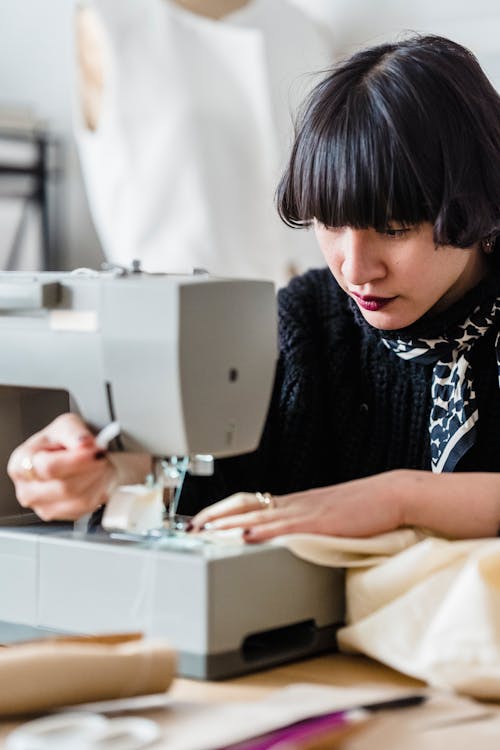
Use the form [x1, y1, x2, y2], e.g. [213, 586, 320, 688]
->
[270, 269, 371, 490]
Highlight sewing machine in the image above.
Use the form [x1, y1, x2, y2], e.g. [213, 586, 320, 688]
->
[0, 269, 345, 678]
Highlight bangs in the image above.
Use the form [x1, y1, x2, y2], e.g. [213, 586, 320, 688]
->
[278, 36, 500, 248]
[277, 82, 435, 232]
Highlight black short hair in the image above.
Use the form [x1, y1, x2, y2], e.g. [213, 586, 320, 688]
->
[277, 34, 500, 248]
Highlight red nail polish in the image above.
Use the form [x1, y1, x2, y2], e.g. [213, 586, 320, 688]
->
[242, 528, 251, 537]
[78, 434, 94, 445]
[185, 521, 194, 532]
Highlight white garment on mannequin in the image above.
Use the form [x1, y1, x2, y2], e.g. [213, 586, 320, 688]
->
[76, 0, 332, 285]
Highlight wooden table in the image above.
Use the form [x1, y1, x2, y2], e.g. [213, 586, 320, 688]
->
[0, 653, 424, 746]
[170, 652, 423, 703]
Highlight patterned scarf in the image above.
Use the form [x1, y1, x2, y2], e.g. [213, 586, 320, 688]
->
[382, 298, 500, 472]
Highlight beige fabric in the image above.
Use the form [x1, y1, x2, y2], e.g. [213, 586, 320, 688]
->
[277, 530, 500, 699]
[273, 528, 426, 567]
[0, 633, 176, 716]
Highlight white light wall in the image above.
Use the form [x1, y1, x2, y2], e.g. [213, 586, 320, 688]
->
[291, 0, 500, 88]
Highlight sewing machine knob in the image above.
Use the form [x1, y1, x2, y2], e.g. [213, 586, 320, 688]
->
[131, 259, 142, 273]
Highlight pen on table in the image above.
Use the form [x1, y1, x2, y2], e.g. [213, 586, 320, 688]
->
[222, 694, 427, 750]
[73, 421, 121, 535]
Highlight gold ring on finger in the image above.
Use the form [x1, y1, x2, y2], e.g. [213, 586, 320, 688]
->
[20, 455, 38, 481]
[255, 491, 274, 510]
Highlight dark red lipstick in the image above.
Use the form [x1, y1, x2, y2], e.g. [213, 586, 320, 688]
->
[351, 293, 396, 311]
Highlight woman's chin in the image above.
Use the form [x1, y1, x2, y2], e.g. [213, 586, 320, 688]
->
[356, 302, 419, 331]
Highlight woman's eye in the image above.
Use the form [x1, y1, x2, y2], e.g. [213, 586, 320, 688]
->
[382, 227, 409, 238]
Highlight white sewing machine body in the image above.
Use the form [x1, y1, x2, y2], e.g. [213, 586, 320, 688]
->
[0, 526, 345, 679]
[0, 269, 277, 456]
[0, 270, 345, 678]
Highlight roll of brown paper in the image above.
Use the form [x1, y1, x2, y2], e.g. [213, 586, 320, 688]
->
[0, 633, 176, 716]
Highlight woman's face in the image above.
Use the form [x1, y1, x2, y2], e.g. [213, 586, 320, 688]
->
[314, 221, 487, 330]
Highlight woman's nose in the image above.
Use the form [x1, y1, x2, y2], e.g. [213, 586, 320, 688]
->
[340, 229, 386, 286]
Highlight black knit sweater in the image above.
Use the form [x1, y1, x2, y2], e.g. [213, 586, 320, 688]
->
[179, 266, 500, 516]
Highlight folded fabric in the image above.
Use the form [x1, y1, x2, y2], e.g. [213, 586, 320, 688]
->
[277, 530, 500, 700]
[0, 633, 176, 716]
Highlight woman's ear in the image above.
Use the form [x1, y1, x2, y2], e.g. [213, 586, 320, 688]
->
[169, 0, 250, 20]
[75, 6, 105, 132]
[481, 237, 495, 255]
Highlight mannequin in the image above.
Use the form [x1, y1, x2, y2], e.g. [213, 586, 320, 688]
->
[74, 0, 330, 283]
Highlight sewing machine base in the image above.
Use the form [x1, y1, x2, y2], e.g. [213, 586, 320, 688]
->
[0, 526, 345, 679]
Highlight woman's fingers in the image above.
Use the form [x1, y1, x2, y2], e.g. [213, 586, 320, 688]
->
[8, 437, 59, 480]
[7, 413, 122, 523]
[190, 487, 339, 541]
[21, 494, 100, 522]
[17, 476, 112, 521]
[34, 446, 103, 481]
[44, 413, 96, 449]
[191, 492, 270, 530]
[13, 455, 115, 521]
[200, 506, 326, 540]
[9, 445, 98, 483]
[8, 413, 97, 482]
[200, 506, 290, 531]
[243, 516, 314, 542]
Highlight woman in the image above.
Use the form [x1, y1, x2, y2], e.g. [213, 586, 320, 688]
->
[9, 34, 500, 540]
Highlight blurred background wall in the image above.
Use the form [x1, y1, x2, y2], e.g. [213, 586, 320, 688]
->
[0, 0, 498, 276]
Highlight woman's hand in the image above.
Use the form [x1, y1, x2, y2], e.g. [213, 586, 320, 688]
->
[191, 469, 500, 542]
[189, 471, 405, 542]
[7, 413, 117, 522]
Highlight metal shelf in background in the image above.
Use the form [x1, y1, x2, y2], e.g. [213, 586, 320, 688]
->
[0, 123, 60, 271]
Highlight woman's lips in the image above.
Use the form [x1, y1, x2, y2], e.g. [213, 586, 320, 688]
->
[351, 292, 396, 311]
